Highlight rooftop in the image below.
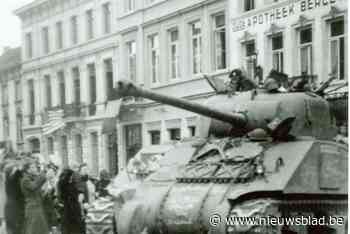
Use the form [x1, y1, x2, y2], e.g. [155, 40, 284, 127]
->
[0, 47, 21, 73]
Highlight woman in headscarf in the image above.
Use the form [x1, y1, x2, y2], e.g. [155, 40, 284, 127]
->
[20, 161, 49, 234]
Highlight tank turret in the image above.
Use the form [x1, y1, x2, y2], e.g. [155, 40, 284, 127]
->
[114, 79, 336, 140]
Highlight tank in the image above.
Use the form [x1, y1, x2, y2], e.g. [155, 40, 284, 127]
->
[113, 73, 348, 234]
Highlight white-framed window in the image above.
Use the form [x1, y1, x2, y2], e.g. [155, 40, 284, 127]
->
[72, 67, 80, 104]
[42, 26, 50, 54]
[272, 33, 284, 72]
[244, 0, 255, 11]
[25, 32, 33, 58]
[125, 0, 135, 12]
[103, 2, 111, 34]
[168, 28, 180, 79]
[57, 71, 66, 106]
[15, 80, 22, 101]
[329, 18, 345, 80]
[213, 14, 227, 70]
[56, 21, 63, 50]
[47, 137, 54, 155]
[149, 34, 160, 84]
[86, 9, 94, 40]
[44, 75, 52, 108]
[168, 128, 181, 141]
[104, 58, 114, 100]
[70, 15, 78, 45]
[149, 130, 161, 145]
[188, 126, 196, 137]
[298, 27, 313, 75]
[190, 21, 202, 74]
[244, 40, 256, 79]
[127, 41, 136, 82]
[2, 84, 8, 106]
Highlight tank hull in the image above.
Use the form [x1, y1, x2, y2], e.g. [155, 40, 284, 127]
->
[116, 139, 348, 234]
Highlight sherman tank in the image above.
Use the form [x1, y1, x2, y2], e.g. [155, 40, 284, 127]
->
[113, 72, 348, 234]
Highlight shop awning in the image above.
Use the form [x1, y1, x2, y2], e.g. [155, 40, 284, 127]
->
[102, 100, 122, 134]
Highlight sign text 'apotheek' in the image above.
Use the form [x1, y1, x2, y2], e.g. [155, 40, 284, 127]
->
[231, 0, 337, 32]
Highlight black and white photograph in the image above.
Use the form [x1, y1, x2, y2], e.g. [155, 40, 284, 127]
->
[0, 0, 348, 233]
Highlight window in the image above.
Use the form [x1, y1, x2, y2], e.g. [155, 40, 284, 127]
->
[71, 16, 78, 45]
[2, 84, 8, 106]
[90, 132, 99, 175]
[72, 67, 80, 104]
[191, 21, 202, 74]
[15, 81, 21, 101]
[88, 64, 97, 115]
[213, 14, 227, 70]
[272, 34, 284, 72]
[56, 21, 63, 49]
[44, 75, 52, 108]
[168, 128, 181, 140]
[169, 29, 180, 79]
[149, 34, 160, 84]
[125, 124, 142, 161]
[103, 3, 111, 34]
[86, 9, 94, 40]
[149, 130, 160, 145]
[125, 0, 135, 12]
[42, 26, 50, 54]
[104, 59, 114, 100]
[58, 71, 65, 106]
[329, 19, 345, 80]
[244, 0, 255, 11]
[188, 126, 196, 137]
[299, 27, 313, 75]
[127, 41, 136, 82]
[47, 137, 54, 155]
[61, 136, 68, 167]
[3, 116, 9, 139]
[25, 32, 33, 58]
[74, 134, 83, 164]
[244, 40, 256, 79]
[28, 80, 35, 125]
[16, 113, 23, 142]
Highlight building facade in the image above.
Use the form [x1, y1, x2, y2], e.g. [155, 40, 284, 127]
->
[114, 0, 230, 170]
[15, 0, 231, 174]
[0, 48, 24, 151]
[228, 0, 348, 85]
[14, 0, 347, 174]
[15, 0, 119, 175]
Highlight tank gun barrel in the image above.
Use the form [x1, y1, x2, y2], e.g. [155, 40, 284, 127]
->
[115, 80, 247, 127]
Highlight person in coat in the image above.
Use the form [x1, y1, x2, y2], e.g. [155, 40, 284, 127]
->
[20, 161, 49, 234]
[58, 168, 84, 234]
[96, 170, 111, 198]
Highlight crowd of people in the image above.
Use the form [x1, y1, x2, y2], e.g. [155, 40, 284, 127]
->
[0, 146, 111, 234]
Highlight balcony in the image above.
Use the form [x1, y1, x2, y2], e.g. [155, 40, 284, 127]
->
[43, 103, 85, 121]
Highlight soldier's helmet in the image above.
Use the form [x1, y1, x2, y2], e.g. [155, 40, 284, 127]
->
[263, 78, 279, 92]
[247, 128, 270, 141]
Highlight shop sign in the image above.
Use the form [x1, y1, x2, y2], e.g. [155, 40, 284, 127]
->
[231, 0, 337, 32]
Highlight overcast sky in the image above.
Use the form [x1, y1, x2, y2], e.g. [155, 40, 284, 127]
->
[0, 0, 34, 54]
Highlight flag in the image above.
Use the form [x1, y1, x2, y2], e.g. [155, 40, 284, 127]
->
[102, 100, 122, 134]
[42, 109, 65, 135]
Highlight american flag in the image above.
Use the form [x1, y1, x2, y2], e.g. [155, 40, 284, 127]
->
[42, 109, 65, 135]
